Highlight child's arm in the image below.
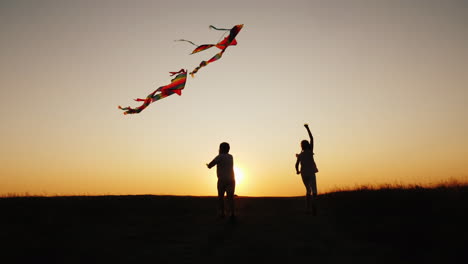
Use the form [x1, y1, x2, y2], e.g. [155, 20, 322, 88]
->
[304, 123, 314, 152]
[295, 156, 301, 174]
[206, 156, 219, 169]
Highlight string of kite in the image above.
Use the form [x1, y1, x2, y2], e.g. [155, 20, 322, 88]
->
[118, 24, 243, 115]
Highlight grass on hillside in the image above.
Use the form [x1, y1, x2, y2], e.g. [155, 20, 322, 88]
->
[1, 184, 467, 263]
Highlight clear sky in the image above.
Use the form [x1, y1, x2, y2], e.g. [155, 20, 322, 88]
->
[1, 0, 467, 196]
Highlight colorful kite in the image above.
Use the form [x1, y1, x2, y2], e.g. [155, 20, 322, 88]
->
[177, 24, 243, 77]
[118, 69, 187, 115]
[118, 24, 243, 115]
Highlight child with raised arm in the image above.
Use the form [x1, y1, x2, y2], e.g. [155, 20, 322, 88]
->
[295, 124, 319, 214]
[207, 142, 236, 220]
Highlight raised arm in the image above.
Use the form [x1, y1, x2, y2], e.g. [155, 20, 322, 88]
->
[304, 123, 314, 152]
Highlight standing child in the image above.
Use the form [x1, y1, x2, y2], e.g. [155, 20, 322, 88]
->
[295, 124, 319, 214]
[207, 142, 236, 220]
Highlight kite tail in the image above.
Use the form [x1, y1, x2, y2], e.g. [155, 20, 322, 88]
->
[118, 105, 135, 115]
[118, 69, 188, 114]
[190, 61, 207, 77]
[175, 39, 198, 46]
[209, 25, 231, 31]
[190, 49, 225, 77]
[176, 39, 216, 54]
[169, 69, 187, 76]
[191, 44, 216, 54]
[149, 92, 170, 102]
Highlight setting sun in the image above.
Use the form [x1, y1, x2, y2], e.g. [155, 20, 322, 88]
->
[234, 166, 244, 185]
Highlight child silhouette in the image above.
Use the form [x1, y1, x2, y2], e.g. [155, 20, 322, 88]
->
[295, 124, 319, 214]
[207, 142, 236, 220]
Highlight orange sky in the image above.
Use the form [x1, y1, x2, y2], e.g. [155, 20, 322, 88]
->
[1, 0, 467, 196]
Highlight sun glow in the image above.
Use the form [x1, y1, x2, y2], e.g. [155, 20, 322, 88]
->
[234, 166, 244, 185]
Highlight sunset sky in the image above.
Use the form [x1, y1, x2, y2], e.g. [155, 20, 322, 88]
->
[1, 0, 467, 196]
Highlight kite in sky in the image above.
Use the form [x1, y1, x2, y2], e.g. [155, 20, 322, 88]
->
[177, 24, 243, 77]
[118, 69, 187, 115]
[118, 24, 243, 115]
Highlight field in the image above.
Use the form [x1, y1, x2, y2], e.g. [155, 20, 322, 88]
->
[1, 185, 467, 263]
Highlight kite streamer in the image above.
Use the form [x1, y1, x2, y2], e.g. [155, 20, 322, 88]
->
[209, 25, 231, 31]
[118, 69, 187, 115]
[176, 24, 243, 77]
[190, 24, 243, 77]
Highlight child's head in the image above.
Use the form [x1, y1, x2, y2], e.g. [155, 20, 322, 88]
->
[301, 140, 311, 151]
[219, 142, 230, 154]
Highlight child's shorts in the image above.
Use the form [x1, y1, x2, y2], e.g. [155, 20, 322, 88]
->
[217, 179, 235, 196]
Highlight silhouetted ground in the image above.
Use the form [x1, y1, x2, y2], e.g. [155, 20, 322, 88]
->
[1, 186, 467, 263]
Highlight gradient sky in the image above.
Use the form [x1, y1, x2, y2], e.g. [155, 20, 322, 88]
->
[1, 0, 467, 196]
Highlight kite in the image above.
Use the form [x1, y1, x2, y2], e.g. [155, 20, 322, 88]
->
[177, 24, 243, 77]
[118, 69, 187, 115]
[118, 24, 244, 115]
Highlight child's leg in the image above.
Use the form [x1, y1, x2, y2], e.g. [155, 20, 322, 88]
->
[305, 189, 312, 212]
[217, 181, 225, 217]
[226, 182, 236, 217]
[310, 174, 318, 215]
[311, 173, 318, 197]
[301, 175, 312, 212]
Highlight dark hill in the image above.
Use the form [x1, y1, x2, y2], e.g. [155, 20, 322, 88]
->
[1, 186, 467, 263]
